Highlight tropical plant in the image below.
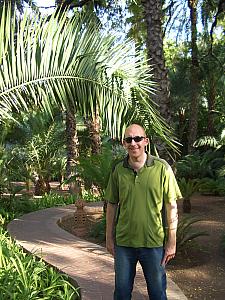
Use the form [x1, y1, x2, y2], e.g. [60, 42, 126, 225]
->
[193, 129, 225, 149]
[198, 177, 225, 196]
[0, 228, 80, 299]
[176, 215, 209, 252]
[89, 214, 106, 242]
[8, 117, 66, 195]
[176, 151, 214, 180]
[0, 145, 10, 195]
[178, 177, 201, 213]
[77, 143, 124, 199]
[0, 4, 174, 143]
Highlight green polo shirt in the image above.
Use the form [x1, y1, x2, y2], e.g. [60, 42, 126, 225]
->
[105, 154, 182, 248]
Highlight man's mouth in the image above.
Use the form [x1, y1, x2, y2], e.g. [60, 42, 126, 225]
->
[129, 146, 139, 150]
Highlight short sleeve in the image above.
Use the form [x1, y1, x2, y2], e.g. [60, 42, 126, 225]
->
[163, 165, 182, 203]
[105, 168, 119, 204]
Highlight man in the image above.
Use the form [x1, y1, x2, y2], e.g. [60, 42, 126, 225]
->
[105, 124, 182, 300]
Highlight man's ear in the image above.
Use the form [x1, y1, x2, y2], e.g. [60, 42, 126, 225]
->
[145, 137, 149, 145]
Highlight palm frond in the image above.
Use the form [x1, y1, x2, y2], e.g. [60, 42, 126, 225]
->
[0, 4, 177, 150]
[193, 136, 218, 148]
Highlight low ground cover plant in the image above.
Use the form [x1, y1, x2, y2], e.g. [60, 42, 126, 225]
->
[0, 228, 80, 299]
[0, 192, 80, 299]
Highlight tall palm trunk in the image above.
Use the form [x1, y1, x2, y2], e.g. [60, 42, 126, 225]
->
[141, 0, 171, 122]
[34, 175, 51, 196]
[141, 0, 172, 160]
[85, 106, 101, 154]
[207, 72, 216, 136]
[65, 108, 81, 195]
[187, 0, 200, 153]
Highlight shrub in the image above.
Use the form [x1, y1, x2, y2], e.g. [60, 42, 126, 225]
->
[89, 214, 106, 242]
[0, 228, 80, 299]
[198, 177, 225, 196]
[176, 215, 209, 251]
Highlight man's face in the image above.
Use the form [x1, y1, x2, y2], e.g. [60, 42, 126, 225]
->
[123, 125, 149, 159]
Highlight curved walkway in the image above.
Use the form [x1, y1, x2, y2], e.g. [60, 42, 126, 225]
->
[7, 204, 187, 300]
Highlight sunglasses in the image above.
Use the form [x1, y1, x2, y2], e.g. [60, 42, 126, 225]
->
[124, 136, 145, 143]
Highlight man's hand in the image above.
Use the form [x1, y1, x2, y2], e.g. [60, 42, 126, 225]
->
[161, 200, 178, 266]
[106, 236, 115, 256]
[161, 239, 176, 266]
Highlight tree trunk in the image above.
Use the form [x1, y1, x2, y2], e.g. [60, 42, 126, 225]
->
[65, 108, 81, 195]
[85, 106, 101, 154]
[187, 0, 200, 153]
[141, 0, 172, 160]
[183, 197, 192, 213]
[207, 73, 216, 136]
[141, 0, 171, 122]
[34, 176, 51, 196]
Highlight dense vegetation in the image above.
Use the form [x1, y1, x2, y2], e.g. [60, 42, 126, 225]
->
[0, 0, 224, 298]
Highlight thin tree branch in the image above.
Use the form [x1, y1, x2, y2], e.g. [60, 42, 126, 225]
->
[38, 0, 92, 10]
[61, 0, 92, 9]
[209, 0, 225, 53]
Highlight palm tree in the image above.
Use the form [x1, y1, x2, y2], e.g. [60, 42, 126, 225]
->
[141, 0, 171, 124]
[187, 0, 200, 153]
[0, 4, 179, 180]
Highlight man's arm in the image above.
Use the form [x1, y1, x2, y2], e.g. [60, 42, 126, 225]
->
[106, 202, 118, 256]
[161, 200, 178, 266]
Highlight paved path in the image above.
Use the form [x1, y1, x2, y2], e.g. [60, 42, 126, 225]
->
[7, 204, 187, 300]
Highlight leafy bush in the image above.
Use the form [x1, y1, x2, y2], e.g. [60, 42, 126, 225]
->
[0, 192, 75, 223]
[89, 214, 106, 242]
[176, 150, 225, 180]
[176, 215, 209, 251]
[0, 192, 80, 299]
[77, 144, 125, 199]
[198, 177, 225, 196]
[0, 228, 80, 299]
[178, 178, 201, 199]
[32, 192, 75, 210]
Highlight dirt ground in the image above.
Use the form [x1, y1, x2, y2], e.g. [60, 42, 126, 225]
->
[60, 194, 225, 300]
[167, 195, 225, 300]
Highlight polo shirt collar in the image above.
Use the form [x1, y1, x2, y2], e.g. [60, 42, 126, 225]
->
[123, 152, 154, 168]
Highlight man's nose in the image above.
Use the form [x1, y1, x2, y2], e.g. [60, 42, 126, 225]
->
[131, 138, 136, 145]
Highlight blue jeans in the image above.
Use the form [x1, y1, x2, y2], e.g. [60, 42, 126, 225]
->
[114, 246, 167, 300]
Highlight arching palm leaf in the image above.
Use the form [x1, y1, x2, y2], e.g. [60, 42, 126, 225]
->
[0, 4, 177, 150]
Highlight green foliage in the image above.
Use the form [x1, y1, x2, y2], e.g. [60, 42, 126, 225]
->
[32, 192, 75, 210]
[178, 178, 201, 199]
[89, 214, 106, 242]
[81, 190, 102, 202]
[0, 4, 173, 146]
[0, 192, 75, 228]
[0, 228, 80, 299]
[193, 136, 219, 148]
[176, 215, 209, 251]
[8, 114, 66, 183]
[176, 149, 225, 180]
[198, 177, 225, 196]
[176, 151, 213, 179]
[0, 191, 79, 299]
[0, 145, 11, 195]
[77, 143, 126, 198]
